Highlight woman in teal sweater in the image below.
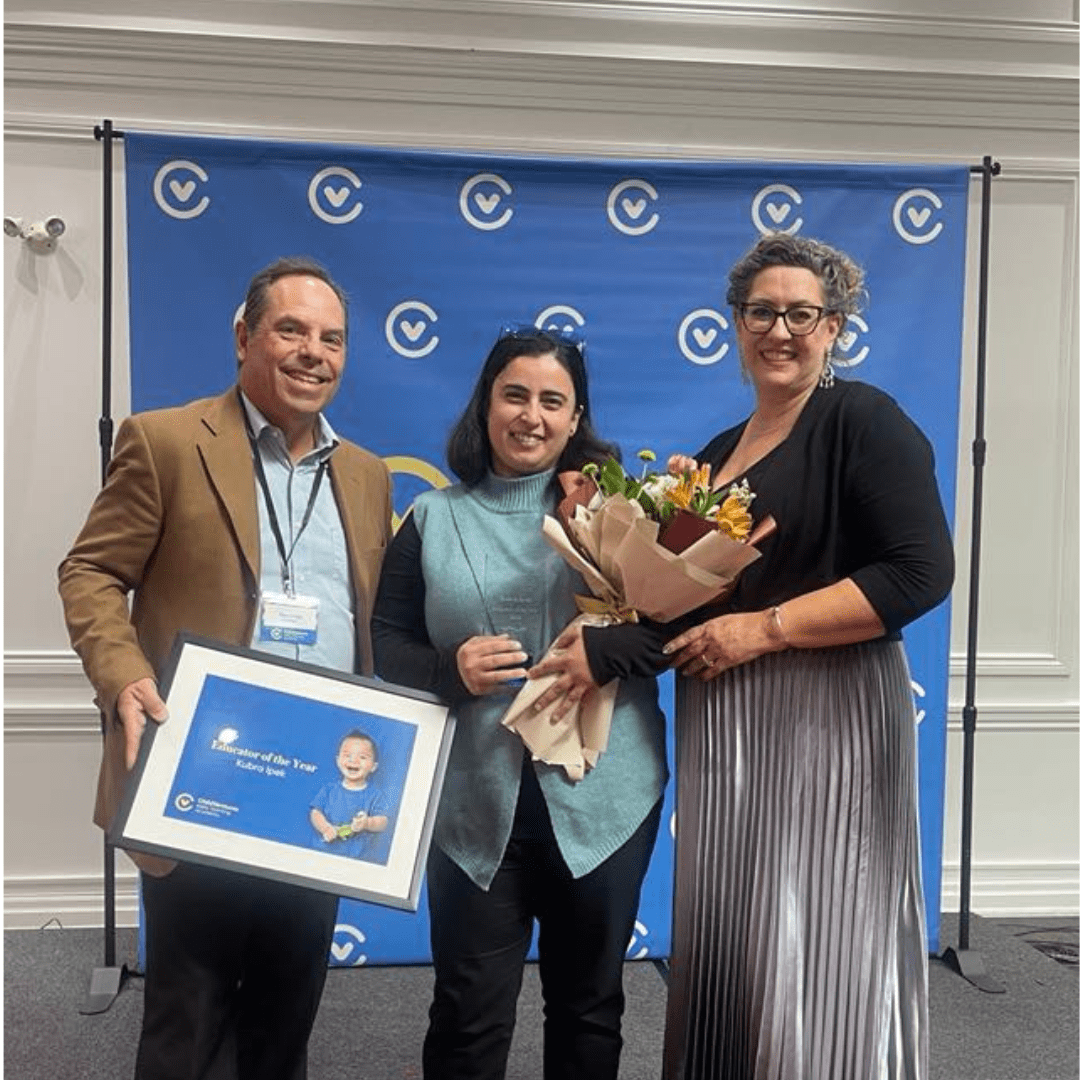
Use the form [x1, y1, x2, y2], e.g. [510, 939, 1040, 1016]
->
[372, 327, 668, 1080]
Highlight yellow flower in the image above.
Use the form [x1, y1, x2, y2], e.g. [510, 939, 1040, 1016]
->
[668, 463, 712, 510]
[666, 481, 693, 510]
[714, 494, 753, 541]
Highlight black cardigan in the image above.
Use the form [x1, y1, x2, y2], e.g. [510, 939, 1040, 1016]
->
[584, 379, 955, 678]
[696, 378, 954, 636]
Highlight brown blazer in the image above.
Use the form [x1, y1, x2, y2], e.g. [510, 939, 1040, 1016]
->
[58, 389, 393, 873]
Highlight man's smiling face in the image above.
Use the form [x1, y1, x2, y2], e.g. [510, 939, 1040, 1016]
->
[236, 274, 346, 452]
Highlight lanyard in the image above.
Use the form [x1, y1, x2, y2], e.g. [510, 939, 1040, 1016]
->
[240, 394, 330, 597]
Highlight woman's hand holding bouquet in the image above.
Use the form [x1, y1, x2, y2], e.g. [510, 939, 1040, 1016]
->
[502, 451, 775, 779]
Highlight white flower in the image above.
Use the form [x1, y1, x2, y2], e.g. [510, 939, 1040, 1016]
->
[641, 474, 677, 500]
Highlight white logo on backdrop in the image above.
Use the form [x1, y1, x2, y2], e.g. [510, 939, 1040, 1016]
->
[607, 179, 660, 236]
[911, 679, 926, 725]
[385, 300, 440, 358]
[308, 166, 364, 225]
[460, 173, 514, 231]
[626, 919, 652, 960]
[751, 183, 804, 236]
[678, 308, 730, 365]
[174, 793, 195, 812]
[153, 160, 211, 220]
[330, 924, 368, 966]
[893, 188, 944, 245]
[533, 304, 586, 336]
[834, 314, 870, 368]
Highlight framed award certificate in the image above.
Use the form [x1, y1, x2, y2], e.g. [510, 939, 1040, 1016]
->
[110, 634, 454, 910]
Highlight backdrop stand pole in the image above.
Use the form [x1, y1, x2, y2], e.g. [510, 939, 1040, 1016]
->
[80, 118, 131, 1016]
[941, 155, 1005, 994]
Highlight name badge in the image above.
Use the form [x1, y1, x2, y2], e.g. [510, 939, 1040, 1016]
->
[259, 591, 319, 646]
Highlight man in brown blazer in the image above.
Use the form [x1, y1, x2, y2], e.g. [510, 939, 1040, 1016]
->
[59, 256, 393, 1080]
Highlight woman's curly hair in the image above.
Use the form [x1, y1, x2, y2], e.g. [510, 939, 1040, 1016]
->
[726, 233, 867, 326]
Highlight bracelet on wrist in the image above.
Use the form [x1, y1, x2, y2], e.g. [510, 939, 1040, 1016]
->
[771, 605, 790, 648]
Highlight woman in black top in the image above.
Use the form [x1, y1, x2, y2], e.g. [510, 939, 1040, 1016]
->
[660, 233, 953, 1080]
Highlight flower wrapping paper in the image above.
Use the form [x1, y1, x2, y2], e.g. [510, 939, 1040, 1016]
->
[502, 479, 774, 780]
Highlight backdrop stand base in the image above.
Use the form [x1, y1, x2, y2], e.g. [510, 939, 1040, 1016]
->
[79, 964, 129, 1015]
[941, 946, 1006, 994]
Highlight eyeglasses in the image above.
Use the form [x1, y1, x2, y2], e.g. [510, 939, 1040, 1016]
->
[738, 303, 828, 337]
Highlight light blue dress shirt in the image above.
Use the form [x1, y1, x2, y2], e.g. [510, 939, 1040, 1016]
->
[240, 393, 355, 674]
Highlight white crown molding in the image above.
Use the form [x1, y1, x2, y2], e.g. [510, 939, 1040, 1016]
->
[5, 26, 1075, 165]
[4, 2, 1078, 79]
[4, 19, 1077, 106]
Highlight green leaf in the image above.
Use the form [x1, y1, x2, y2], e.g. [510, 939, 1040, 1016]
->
[600, 458, 627, 496]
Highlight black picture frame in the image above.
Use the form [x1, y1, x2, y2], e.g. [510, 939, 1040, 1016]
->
[109, 634, 454, 910]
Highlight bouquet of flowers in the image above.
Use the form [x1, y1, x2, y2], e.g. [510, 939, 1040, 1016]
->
[502, 451, 775, 779]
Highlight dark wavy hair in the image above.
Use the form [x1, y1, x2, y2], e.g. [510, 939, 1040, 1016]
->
[446, 327, 619, 486]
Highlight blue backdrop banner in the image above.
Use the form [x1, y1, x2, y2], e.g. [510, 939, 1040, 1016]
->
[124, 132, 969, 963]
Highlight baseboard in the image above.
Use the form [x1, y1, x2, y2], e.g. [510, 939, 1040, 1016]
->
[940, 860, 1080, 917]
[4, 872, 140, 931]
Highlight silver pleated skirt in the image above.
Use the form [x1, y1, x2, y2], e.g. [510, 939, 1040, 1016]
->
[663, 640, 928, 1080]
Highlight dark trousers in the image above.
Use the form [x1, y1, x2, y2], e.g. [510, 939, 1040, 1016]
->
[136, 862, 339, 1080]
[423, 800, 662, 1080]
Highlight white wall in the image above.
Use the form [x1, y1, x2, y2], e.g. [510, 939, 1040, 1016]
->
[5, 0, 1078, 929]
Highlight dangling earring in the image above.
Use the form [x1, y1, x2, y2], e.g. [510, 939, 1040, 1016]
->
[819, 346, 835, 390]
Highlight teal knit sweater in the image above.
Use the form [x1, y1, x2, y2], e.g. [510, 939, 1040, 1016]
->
[377, 469, 668, 890]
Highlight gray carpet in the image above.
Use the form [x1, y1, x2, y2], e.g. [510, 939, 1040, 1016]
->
[5, 914, 1077, 1079]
